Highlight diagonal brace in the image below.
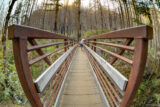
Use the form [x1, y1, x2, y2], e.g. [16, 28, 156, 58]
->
[28, 39, 52, 65]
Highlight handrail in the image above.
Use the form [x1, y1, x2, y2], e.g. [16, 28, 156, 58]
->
[34, 45, 77, 93]
[8, 24, 77, 107]
[84, 25, 153, 107]
[8, 24, 153, 107]
[86, 25, 153, 40]
[8, 24, 74, 40]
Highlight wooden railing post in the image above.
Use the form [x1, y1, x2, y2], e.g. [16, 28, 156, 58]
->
[93, 39, 96, 52]
[91, 40, 94, 50]
[70, 40, 73, 46]
[87, 40, 90, 47]
[64, 39, 68, 52]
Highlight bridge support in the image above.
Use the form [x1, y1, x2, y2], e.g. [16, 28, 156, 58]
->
[13, 39, 42, 107]
[120, 39, 148, 107]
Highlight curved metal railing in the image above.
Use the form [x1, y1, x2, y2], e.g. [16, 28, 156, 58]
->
[8, 25, 153, 107]
[8, 25, 77, 107]
[84, 25, 153, 107]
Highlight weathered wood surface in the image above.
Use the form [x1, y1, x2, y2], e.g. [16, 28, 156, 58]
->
[34, 45, 77, 93]
[58, 48, 105, 107]
[84, 45, 128, 91]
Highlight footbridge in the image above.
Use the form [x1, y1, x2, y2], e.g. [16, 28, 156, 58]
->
[8, 25, 153, 107]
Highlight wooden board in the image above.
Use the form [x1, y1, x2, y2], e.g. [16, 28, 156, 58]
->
[84, 45, 128, 91]
[34, 45, 77, 93]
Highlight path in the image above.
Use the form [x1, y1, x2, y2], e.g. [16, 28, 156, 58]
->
[58, 48, 105, 107]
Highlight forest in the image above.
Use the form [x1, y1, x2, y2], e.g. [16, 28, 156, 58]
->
[0, 0, 160, 106]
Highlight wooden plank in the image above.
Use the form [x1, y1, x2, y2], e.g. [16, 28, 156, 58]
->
[86, 53, 111, 107]
[84, 45, 128, 91]
[54, 48, 77, 107]
[34, 45, 77, 93]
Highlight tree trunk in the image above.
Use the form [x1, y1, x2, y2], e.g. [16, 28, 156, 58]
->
[97, 0, 104, 32]
[1, 0, 17, 71]
[54, 0, 60, 32]
[42, 0, 49, 29]
[105, 0, 112, 29]
[1, 0, 17, 100]
[24, 0, 31, 25]
[77, 0, 81, 41]
[117, 0, 125, 28]
[63, 0, 69, 35]
[122, 0, 131, 27]
[28, 0, 38, 26]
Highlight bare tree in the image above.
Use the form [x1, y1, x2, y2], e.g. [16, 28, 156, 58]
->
[74, 0, 81, 41]
[1, 0, 17, 71]
[54, 0, 61, 32]
[63, 0, 69, 35]
[97, 0, 104, 32]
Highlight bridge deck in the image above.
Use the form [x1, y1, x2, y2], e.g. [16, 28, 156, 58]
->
[58, 48, 105, 107]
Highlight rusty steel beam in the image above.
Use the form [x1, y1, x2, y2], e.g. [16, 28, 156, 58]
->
[120, 39, 148, 107]
[8, 24, 76, 107]
[8, 24, 74, 40]
[27, 41, 65, 52]
[89, 41, 134, 51]
[110, 39, 133, 65]
[84, 25, 153, 107]
[86, 25, 153, 40]
[28, 39, 52, 65]
[12, 39, 42, 107]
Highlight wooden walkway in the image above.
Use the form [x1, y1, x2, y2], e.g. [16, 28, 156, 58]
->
[58, 48, 105, 107]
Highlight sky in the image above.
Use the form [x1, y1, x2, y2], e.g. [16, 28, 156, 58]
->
[38, 0, 91, 6]
[37, 0, 118, 10]
[0, 0, 118, 11]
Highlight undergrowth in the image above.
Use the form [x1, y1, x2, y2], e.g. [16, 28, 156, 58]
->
[132, 51, 160, 106]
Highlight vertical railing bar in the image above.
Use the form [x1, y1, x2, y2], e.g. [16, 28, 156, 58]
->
[13, 38, 43, 107]
[120, 39, 148, 106]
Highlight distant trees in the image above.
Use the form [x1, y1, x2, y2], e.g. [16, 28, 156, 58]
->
[97, 0, 104, 32]
[63, 0, 69, 35]
[77, 0, 81, 41]
[0, 0, 18, 103]
[0, 0, 160, 105]
[12, 2, 22, 24]
[43, 0, 62, 32]
[0, 0, 40, 103]
[0, 0, 160, 57]
[0, 0, 160, 64]
[27, 0, 126, 37]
